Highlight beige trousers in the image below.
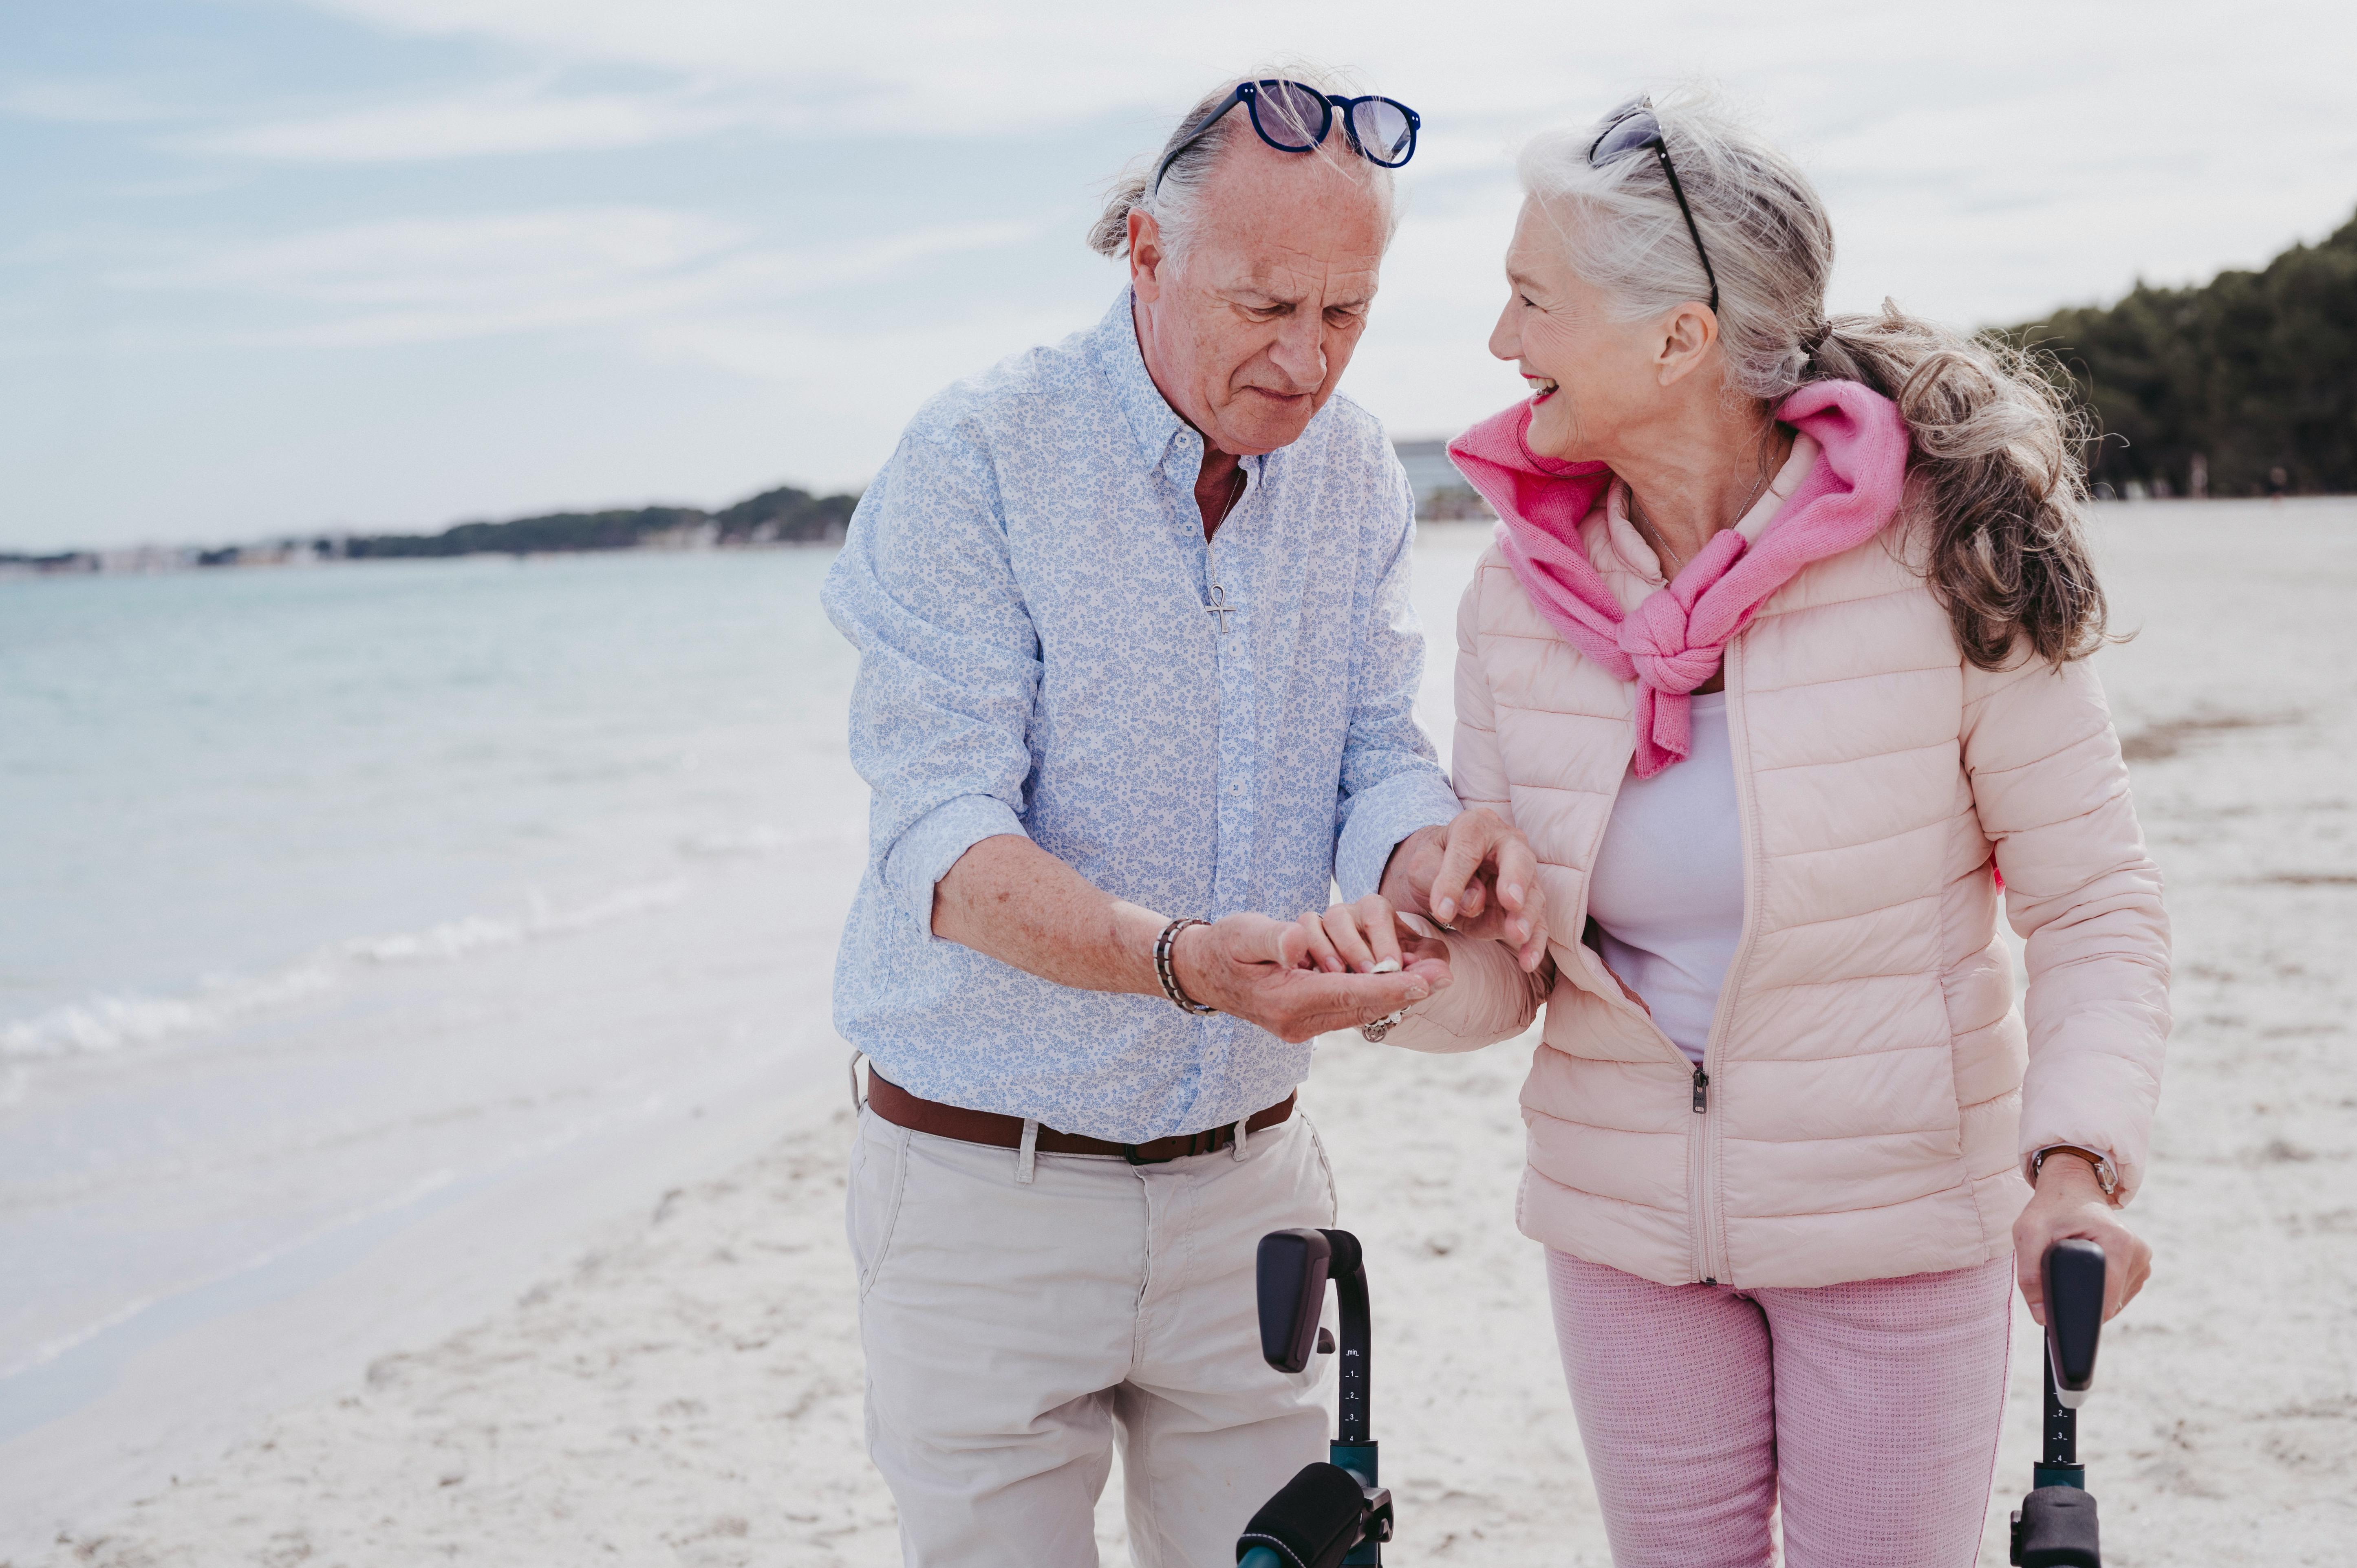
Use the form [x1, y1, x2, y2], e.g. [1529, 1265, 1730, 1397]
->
[847, 1105, 1338, 1568]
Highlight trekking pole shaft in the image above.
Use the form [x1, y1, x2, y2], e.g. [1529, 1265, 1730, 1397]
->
[2034, 1343, 2086, 1490]
[2043, 1350, 2075, 1466]
[1333, 1265, 1370, 1445]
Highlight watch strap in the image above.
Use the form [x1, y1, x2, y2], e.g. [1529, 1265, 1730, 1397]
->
[2032, 1144, 2119, 1197]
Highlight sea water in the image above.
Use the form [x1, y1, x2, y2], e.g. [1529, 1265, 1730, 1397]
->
[0, 533, 1495, 1544]
[0, 549, 872, 1541]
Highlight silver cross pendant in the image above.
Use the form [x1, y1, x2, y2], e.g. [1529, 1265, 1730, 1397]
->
[1205, 584, 1236, 634]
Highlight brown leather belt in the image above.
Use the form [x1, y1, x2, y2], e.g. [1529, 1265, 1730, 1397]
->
[864, 1069, 1295, 1165]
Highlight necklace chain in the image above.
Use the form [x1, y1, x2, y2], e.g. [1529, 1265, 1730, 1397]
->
[1208, 462, 1246, 529]
[1627, 431, 1783, 577]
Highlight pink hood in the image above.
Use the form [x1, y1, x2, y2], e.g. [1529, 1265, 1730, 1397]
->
[1446, 381, 1909, 776]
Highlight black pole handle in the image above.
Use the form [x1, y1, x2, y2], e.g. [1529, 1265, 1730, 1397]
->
[1257, 1229, 1332, 1374]
[2044, 1238, 2106, 1407]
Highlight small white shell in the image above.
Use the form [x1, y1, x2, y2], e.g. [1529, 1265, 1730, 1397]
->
[1368, 956, 1402, 975]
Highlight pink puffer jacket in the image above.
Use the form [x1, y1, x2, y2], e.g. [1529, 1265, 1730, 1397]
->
[1393, 443, 2171, 1289]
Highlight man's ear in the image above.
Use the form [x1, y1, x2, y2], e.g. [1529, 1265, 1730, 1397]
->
[1656, 302, 1719, 388]
[1129, 210, 1169, 302]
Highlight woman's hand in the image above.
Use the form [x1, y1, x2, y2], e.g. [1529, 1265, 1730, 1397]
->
[1294, 894, 1453, 991]
[1379, 808, 1549, 971]
[2012, 1151, 2151, 1324]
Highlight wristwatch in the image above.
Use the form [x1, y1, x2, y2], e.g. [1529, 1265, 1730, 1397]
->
[2031, 1144, 2119, 1197]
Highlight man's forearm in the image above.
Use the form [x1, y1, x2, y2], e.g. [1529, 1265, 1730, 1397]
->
[929, 834, 1166, 995]
[931, 833, 1442, 1041]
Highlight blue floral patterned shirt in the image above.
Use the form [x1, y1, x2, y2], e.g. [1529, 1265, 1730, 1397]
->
[821, 288, 1460, 1142]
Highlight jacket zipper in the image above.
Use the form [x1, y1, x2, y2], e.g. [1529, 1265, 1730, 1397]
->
[1690, 635, 1764, 1286]
[1563, 692, 1729, 1282]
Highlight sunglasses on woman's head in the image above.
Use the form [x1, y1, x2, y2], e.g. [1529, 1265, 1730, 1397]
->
[1589, 98, 1720, 313]
[1153, 80, 1421, 194]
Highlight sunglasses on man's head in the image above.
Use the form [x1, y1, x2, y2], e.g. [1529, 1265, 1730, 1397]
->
[1589, 97, 1720, 313]
[1154, 79, 1420, 194]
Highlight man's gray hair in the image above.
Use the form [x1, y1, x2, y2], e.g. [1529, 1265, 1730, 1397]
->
[1089, 63, 1398, 266]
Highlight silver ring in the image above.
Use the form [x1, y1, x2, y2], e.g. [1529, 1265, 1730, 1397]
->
[1360, 1009, 1407, 1042]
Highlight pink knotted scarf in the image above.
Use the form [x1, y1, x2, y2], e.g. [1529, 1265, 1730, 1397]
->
[1446, 380, 1910, 777]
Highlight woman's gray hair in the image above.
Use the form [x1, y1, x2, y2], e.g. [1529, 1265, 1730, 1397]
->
[1088, 63, 1398, 268]
[1519, 83, 2111, 669]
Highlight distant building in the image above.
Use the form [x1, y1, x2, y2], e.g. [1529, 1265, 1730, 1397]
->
[1393, 438, 1493, 522]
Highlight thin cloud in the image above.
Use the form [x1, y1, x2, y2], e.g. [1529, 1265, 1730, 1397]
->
[183, 79, 775, 163]
[106, 209, 1041, 350]
[0, 77, 179, 125]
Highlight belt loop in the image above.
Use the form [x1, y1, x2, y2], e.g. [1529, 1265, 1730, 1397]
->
[1231, 1116, 1249, 1161]
[1016, 1118, 1039, 1185]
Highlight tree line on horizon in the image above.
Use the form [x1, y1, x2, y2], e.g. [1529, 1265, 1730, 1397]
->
[1998, 205, 2357, 498]
[333, 482, 859, 560]
[2, 481, 862, 573]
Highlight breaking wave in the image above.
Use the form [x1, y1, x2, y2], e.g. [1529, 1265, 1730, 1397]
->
[0, 881, 688, 1061]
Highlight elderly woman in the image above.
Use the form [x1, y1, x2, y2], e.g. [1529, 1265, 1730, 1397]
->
[1320, 87, 2171, 1564]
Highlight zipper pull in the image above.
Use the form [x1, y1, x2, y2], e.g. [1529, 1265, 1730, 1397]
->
[1691, 1067, 1710, 1114]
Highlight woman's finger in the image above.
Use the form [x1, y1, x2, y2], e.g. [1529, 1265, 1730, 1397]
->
[1322, 904, 1378, 973]
[1296, 910, 1345, 973]
[1458, 876, 1489, 923]
[1427, 816, 1491, 925]
[1513, 871, 1551, 970]
[1402, 949, 1453, 994]
[2107, 1231, 2153, 1319]
[1489, 839, 1546, 934]
[1493, 832, 1542, 947]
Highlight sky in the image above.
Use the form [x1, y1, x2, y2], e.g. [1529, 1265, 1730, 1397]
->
[4, 1, 2355, 552]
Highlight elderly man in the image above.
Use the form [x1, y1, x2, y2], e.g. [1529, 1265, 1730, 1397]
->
[822, 70, 1547, 1567]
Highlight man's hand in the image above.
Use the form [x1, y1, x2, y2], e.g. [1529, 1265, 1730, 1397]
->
[2013, 1152, 2152, 1325]
[1380, 808, 1549, 971]
[1170, 910, 1442, 1044]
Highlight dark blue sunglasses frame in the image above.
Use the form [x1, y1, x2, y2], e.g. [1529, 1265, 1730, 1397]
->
[1590, 98, 1720, 313]
[1153, 80, 1421, 194]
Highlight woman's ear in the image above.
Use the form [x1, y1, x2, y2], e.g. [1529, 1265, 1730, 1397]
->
[1655, 302, 1720, 388]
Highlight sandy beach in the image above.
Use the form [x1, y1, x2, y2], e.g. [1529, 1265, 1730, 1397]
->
[23, 500, 2357, 1567]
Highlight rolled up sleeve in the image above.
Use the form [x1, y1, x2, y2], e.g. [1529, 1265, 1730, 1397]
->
[1332, 462, 1462, 900]
[821, 416, 1043, 929]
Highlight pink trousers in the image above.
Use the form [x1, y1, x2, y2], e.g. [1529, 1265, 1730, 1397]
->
[1546, 1250, 2013, 1568]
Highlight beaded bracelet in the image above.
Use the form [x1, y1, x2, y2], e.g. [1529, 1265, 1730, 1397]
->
[1154, 917, 1218, 1015]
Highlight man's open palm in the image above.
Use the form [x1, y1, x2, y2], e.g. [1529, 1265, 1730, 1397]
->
[1172, 913, 1446, 1043]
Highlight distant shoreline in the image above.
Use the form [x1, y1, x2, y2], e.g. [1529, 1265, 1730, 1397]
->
[9, 490, 2351, 584]
[2, 481, 859, 580]
[0, 534, 848, 582]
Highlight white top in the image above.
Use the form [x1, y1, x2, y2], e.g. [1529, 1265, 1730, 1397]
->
[1586, 691, 1743, 1066]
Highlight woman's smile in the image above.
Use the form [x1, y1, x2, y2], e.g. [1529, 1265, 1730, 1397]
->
[1524, 372, 1559, 403]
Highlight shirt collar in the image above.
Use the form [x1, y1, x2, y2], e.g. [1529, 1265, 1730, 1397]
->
[1089, 286, 1189, 471]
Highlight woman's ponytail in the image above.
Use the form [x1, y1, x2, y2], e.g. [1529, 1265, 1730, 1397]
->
[1808, 305, 2111, 668]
